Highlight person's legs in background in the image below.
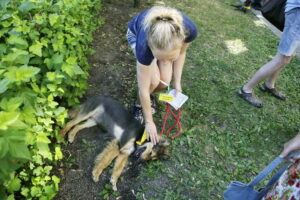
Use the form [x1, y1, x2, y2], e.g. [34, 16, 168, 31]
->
[237, 7, 300, 108]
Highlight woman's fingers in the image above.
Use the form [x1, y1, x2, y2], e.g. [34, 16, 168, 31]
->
[150, 131, 159, 145]
[146, 122, 159, 145]
[279, 149, 290, 158]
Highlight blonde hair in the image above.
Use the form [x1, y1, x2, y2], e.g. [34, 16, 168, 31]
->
[143, 6, 186, 50]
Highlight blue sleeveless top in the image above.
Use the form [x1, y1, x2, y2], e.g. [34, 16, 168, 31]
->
[128, 9, 198, 65]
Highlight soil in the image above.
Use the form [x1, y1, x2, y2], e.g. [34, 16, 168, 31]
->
[54, 1, 154, 200]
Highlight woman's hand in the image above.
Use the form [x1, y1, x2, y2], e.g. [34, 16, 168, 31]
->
[280, 131, 300, 158]
[145, 121, 160, 145]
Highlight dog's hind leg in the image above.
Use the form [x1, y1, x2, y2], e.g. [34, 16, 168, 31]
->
[67, 118, 97, 143]
[110, 153, 129, 191]
[60, 116, 86, 138]
[92, 140, 119, 183]
[60, 105, 104, 137]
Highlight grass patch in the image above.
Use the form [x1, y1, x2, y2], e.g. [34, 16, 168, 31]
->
[135, 0, 300, 199]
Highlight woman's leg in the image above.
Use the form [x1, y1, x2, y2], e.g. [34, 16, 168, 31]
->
[243, 52, 291, 93]
[151, 60, 173, 93]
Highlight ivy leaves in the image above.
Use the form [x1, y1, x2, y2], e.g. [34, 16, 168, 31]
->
[0, 0, 102, 199]
[4, 65, 40, 83]
[0, 0, 10, 10]
[7, 35, 28, 49]
[18, 1, 36, 13]
[29, 41, 43, 57]
[62, 57, 84, 77]
[0, 79, 10, 94]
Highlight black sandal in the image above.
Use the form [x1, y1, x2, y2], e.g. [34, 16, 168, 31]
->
[259, 83, 286, 101]
[237, 87, 263, 108]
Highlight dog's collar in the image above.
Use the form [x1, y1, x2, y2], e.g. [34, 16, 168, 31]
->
[136, 129, 147, 146]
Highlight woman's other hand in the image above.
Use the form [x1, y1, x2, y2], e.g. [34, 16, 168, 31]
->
[280, 131, 300, 158]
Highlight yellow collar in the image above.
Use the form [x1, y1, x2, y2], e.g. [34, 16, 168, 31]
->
[136, 129, 147, 145]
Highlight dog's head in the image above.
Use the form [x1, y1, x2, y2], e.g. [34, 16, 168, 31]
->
[134, 139, 170, 163]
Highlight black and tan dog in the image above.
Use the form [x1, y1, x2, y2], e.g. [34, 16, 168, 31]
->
[60, 96, 170, 191]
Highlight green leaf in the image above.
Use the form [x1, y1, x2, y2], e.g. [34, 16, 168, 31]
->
[18, 1, 36, 13]
[1, 12, 12, 21]
[9, 119, 28, 130]
[52, 175, 60, 190]
[30, 186, 42, 197]
[44, 185, 56, 198]
[61, 63, 74, 76]
[37, 142, 52, 160]
[29, 41, 43, 57]
[0, 112, 19, 130]
[36, 134, 51, 144]
[0, 44, 7, 55]
[46, 84, 57, 91]
[8, 137, 31, 160]
[29, 57, 43, 65]
[49, 14, 59, 26]
[52, 53, 64, 68]
[74, 65, 84, 75]
[22, 88, 37, 102]
[33, 166, 43, 176]
[7, 35, 28, 49]
[21, 106, 36, 125]
[0, 138, 9, 158]
[0, 78, 10, 94]
[2, 48, 29, 64]
[7, 176, 21, 192]
[25, 131, 35, 145]
[5, 65, 40, 83]
[62, 57, 84, 76]
[46, 72, 56, 81]
[0, 0, 10, 10]
[21, 187, 29, 197]
[54, 107, 65, 116]
[54, 145, 63, 160]
[7, 194, 14, 200]
[0, 97, 23, 111]
[66, 57, 77, 65]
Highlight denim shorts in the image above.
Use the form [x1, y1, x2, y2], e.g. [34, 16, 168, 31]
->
[126, 29, 136, 55]
[278, 8, 300, 56]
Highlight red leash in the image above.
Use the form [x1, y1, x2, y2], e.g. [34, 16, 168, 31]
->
[160, 103, 182, 138]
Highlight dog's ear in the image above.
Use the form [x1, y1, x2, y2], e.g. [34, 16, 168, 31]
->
[156, 139, 170, 160]
[159, 148, 170, 160]
[159, 139, 171, 147]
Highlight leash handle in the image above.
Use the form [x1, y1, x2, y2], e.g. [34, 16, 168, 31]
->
[160, 103, 182, 138]
[249, 151, 300, 187]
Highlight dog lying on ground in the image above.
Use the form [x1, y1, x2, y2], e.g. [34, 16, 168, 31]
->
[60, 96, 170, 191]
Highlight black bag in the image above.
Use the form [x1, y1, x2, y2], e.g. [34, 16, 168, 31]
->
[261, 0, 287, 31]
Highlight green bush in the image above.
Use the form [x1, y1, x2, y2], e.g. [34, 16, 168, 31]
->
[0, 0, 103, 199]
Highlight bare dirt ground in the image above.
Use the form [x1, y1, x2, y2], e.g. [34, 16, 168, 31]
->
[54, 1, 150, 199]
